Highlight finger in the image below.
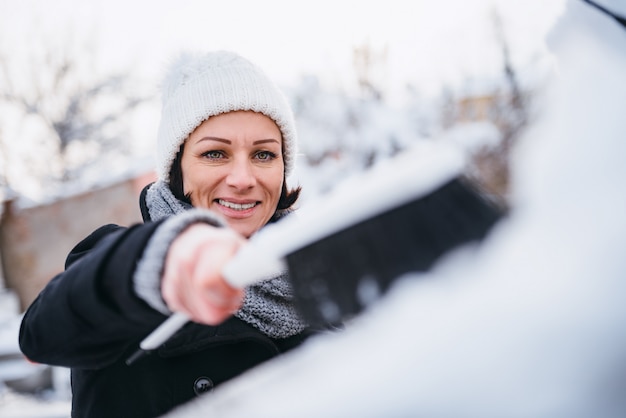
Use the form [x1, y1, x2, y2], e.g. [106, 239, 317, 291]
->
[162, 238, 199, 315]
[203, 284, 244, 311]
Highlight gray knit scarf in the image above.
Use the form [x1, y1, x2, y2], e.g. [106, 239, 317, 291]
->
[144, 181, 308, 339]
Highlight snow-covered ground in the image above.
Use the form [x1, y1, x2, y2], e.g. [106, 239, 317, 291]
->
[0, 291, 71, 417]
[0, 391, 69, 418]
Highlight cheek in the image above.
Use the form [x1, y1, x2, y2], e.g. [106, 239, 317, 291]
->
[181, 165, 211, 199]
[257, 171, 283, 210]
[269, 171, 284, 201]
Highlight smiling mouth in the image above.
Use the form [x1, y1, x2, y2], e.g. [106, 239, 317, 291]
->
[217, 199, 258, 211]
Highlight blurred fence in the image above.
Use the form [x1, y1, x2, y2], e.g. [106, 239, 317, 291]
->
[0, 171, 156, 311]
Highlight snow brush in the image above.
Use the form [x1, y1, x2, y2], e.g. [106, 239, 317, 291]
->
[127, 142, 503, 365]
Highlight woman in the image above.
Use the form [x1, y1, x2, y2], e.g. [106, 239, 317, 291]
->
[19, 51, 315, 418]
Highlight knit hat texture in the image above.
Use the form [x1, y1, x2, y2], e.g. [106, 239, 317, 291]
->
[156, 50, 298, 182]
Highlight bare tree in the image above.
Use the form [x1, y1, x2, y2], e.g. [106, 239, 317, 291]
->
[475, 7, 529, 200]
[0, 126, 8, 193]
[353, 41, 388, 102]
[443, 7, 533, 208]
[0, 32, 148, 186]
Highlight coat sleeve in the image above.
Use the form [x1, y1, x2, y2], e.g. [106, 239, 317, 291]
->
[19, 221, 169, 369]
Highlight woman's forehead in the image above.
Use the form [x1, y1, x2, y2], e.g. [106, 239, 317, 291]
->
[188, 111, 282, 143]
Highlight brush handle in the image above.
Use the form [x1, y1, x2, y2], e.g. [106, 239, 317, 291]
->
[139, 311, 190, 351]
[135, 242, 286, 354]
[126, 311, 192, 365]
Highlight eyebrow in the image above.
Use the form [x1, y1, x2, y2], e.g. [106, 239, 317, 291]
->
[196, 137, 280, 145]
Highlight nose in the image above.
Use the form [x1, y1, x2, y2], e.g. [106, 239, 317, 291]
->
[225, 159, 256, 190]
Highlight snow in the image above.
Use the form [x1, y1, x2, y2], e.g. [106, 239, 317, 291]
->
[0, 391, 69, 418]
[158, 1, 626, 417]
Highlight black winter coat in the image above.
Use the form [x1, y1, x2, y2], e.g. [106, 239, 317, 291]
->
[19, 193, 313, 418]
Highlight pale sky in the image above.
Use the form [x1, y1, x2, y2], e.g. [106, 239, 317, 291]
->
[0, 0, 566, 98]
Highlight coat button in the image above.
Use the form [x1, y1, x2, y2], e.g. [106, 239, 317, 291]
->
[193, 376, 214, 396]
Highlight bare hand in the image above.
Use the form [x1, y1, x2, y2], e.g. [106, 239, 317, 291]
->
[161, 224, 246, 325]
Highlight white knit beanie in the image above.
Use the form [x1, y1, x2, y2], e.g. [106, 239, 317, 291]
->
[156, 50, 298, 182]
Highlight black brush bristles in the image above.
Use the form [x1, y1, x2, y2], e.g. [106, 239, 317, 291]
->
[286, 177, 503, 327]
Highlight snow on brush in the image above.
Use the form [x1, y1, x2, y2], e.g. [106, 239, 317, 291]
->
[164, 2, 626, 417]
[245, 139, 465, 272]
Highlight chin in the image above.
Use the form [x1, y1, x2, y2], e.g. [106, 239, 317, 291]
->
[230, 223, 255, 239]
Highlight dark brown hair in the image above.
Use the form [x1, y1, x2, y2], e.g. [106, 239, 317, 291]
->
[168, 144, 301, 222]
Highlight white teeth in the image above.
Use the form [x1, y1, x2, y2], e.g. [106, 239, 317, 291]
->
[218, 199, 256, 211]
